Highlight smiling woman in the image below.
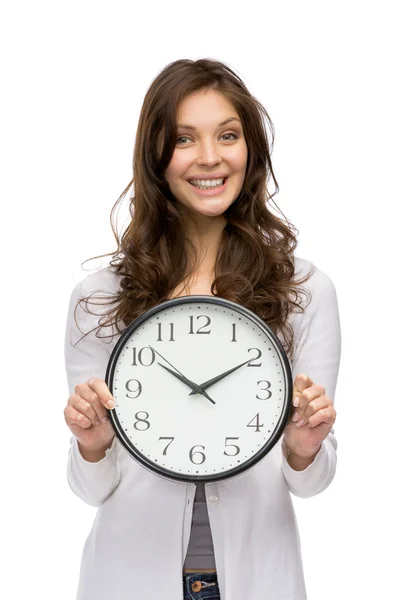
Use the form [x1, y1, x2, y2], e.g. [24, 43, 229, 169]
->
[64, 58, 341, 600]
[74, 58, 313, 359]
[164, 90, 248, 220]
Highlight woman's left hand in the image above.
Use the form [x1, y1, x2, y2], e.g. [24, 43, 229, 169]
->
[283, 373, 336, 459]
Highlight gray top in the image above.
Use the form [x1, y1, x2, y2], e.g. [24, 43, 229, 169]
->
[183, 483, 216, 570]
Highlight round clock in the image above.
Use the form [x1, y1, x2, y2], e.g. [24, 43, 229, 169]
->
[105, 295, 292, 482]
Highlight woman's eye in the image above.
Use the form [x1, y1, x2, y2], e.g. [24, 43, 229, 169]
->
[221, 133, 238, 141]
[176, 133, 238, 145]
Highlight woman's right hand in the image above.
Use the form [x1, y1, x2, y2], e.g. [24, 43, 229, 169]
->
[64, 377, 115, 452]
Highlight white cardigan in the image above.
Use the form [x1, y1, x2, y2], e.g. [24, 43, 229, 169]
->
[64, 257, 341, 600]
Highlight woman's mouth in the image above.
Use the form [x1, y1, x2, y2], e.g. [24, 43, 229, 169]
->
[187, 177, 228, 196]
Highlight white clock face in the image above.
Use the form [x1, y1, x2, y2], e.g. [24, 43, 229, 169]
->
[107, 297, 292, 481]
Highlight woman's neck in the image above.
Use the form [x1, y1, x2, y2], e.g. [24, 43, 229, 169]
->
[184, 214, 226, 276]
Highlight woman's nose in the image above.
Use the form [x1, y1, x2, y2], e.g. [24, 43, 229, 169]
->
[196, 140, 222, 166]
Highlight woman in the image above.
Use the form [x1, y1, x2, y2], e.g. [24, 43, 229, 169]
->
[64, 58, 341, 600]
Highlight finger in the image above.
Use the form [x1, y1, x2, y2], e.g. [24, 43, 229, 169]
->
[294, 395, 330, 427]
[292, 383, 324, 423]
[292, 383, 322, 422]
[308, 406, 336, 428]
[87, 377, 116, 410]
[64, 403, 92, 429]
[75, 378, 113, 423]
[73, 384, 107, 424]
[69, 392, 103, 426]
[292, 373, 313, 408]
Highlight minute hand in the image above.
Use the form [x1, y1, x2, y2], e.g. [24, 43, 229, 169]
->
[190, 359, 251, 394]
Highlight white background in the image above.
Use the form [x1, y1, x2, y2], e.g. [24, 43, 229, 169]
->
[1, 1, 398, 598]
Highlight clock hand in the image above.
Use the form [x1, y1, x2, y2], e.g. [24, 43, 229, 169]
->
[148, 346, 216, 405]
[189, 359, 252, 394]
[157, 364, 216, 405]
[157, 362, 198, 391]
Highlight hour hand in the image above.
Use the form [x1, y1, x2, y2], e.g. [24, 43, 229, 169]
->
[157, 363, 198, 392]
[155, 362, 216, 405]
[191, 359, 251, 393]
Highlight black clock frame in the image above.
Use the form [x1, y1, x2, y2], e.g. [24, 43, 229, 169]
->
[105, 295, 293, 483]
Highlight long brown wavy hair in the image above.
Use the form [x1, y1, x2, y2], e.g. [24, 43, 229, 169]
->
[74, 58, 313, 361]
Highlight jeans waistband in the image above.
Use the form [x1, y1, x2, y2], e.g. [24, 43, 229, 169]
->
[183, 571, 220, 600]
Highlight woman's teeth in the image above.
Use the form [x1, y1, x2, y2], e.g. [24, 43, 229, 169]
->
[189, 177, 225, 190]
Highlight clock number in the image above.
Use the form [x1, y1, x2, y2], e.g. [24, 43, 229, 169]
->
[189, 445, 206, 464]
[125, 378, 142, 399]
[231, 323, 237, 342]
[132, 346, 155, 366]
[247, 347, 262, 367]
[224, 437, 240, 456]
[158, 437, 175, 455]
[247, 413, 264, 432]
[157, 322, 175, 342]
[188, 315, 211, 335]
[134, 411, 150, 431]
[256, 380, 272, 400]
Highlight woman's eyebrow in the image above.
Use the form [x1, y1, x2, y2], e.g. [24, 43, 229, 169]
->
[177, 117, 241, 130]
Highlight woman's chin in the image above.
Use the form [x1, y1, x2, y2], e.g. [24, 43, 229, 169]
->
[192, 198, 234, 218]
[193, 207, 228, 219]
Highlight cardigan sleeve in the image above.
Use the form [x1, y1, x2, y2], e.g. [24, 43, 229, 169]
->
[64, 271, 122, 507]
[281, 264, 341, 498]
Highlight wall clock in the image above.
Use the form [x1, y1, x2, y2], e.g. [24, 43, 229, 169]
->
[105, 296, 292, 482]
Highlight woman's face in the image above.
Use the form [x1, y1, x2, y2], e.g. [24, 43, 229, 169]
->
[164, 89, 248, 220]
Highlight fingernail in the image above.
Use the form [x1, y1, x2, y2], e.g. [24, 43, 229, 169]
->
[107, 399, 115, 409]
[296, 418, 306, 427]
[292, 411, 300, 422]
[293, 396, 300, 407]
[100, 417, 109, 423]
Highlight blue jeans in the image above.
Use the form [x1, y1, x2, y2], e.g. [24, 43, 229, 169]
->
[183, 571, 220, 600]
